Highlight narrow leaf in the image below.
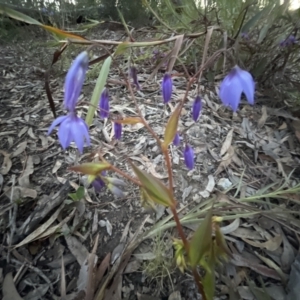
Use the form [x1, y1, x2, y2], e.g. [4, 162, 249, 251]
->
[41, 25, 87, 41]
[129, 161, 172, 207]
[188, 210, 212, 268]
[203, 264, 215, 300]
[70, 163, 111, 176]
[0, 4, 42, 25]
[86, 56, 112, 126]
[163, 104, 181, 147]
[114, 117, 143, 125]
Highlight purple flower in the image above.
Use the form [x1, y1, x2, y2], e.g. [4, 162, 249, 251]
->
[161, 73, 172, 104]
[184, 144, 194, 170]
[48, 112, 90, 153]
[130, 67, 140, 90]
[99, 88, 109, 119]
[219, 65, 255, 112]
[173, 132, 180, 146]
[280, 35, 297, 47]
[92, 177, 105, 192]
[64, 52, 89, 112]
[108, 183, 124, 198]
[114, 122, 122, 140]
[241, 32, 249, 40]
[192, 95, 202, 122]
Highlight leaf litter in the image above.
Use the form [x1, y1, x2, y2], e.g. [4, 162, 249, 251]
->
[0, 26, 300, 300]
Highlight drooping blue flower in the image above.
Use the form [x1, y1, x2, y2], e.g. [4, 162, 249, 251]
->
[219, 65, 255, 112]
[64, 51, 89, 112]
[48, 112, 90, 153]
[99, 88, 109, 119]
[130, 67, 140, 90]
[114, 122, 122, 140]
[184, 144, 194, 170]
[173, 132, 180, 146]
[192, 95, 202, 122]
[161, 73, 172, 104]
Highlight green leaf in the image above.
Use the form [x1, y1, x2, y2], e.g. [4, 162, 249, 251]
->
[115, 42, 131, 56]
[85, 56, 112, 126]
[68, 186, 85, 202]
[241, 3, 275, 34]
[0, 4, 42, 25]
[70, 163, 111, 176]
[232, 0, 254, 37]
[188, 210, 212, 268]
[129, 161, 172, 207]
[68, 193, 78, 202]
[257, 24, 271, 44]
[203, 264, 215, 300]
[76, 186, 85, 200]
[163, 104, 181, 148]
[251, 57, 268, 77]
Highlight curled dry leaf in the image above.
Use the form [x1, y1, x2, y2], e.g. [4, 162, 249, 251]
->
[220, 128, 234, 156]
[106, 219, 112, 236]
[0, 150, 12, 175]
[242, 234, 283, 251]
[12, 141, 27, 158]
[258, 106, 268, 128]
[18, 156, 34, 187]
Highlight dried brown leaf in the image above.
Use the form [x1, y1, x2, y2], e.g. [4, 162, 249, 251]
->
[14, 204, 65, 248]
[215, 146, 235, 175]
[232, 253, 281, 280]
[242, 234, 282, 251]
[0, 150, 12, 175]
[255, 251, 288, 282]
[64, 230, 89, 266]
[231, 227, 264, 240]
[18, 156, 34, 187]
[12, 141, 27, 158]
[2, 272, 23, 300]
[258, 106, 268, 128]
[220, 128, 234, 156]
[95, 253, 111, 287]
[281, 232, 295, 272]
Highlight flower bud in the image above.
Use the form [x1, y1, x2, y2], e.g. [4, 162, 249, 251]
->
[192, 95, 202, 122]
[130, 67, 140, 90]
[99, 88, 109, 119]
[184, 144, 194, 170]
[173, 132, 180, 146]
[161, 73, 172, 104]
[114, 122, 122, 140]
[64, 51, 89, 112]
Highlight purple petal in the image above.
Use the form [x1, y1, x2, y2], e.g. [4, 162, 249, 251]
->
[99, 88, 109, 119]
[237, 68, 255, 105]
[70, 116, 90, 153]
[173, 132, 180, 146]
[64, 52, 89, 111]
[58, 116, 73, 149]
[184, 144, 194, 170]
[92, 177, 105, 192]
[47, 115, 68, 135]
[219, 69, 243, 112]
[161, 73, 172, 104]
[192, 95, 202, 122]
[130, 67, 140, 90]
[114, 122, 122, 140]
